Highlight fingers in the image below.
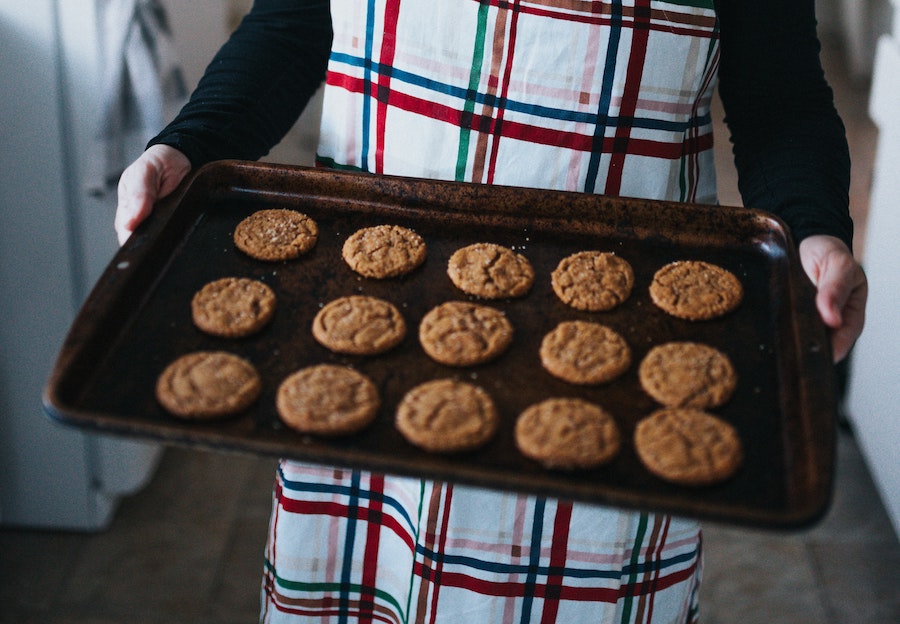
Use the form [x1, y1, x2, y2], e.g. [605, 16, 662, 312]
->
[827, 280, 867, 362]
[114, 145, 192, 246]
[799, 235, 868, 363]
[115, 170, 156, 246]
[818, 257, 867, 362]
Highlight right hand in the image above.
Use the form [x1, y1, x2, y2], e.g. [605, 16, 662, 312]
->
[114, 144, 192, 246]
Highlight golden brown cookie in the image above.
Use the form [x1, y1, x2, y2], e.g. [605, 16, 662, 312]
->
[342, 224, 427, 279]
[155, 351, 261, 419]
[312, 295, 406, 355]
[276, 364, 380, 436]
[539, 320, 631, 385]
[233, 208, 318, 262]
[418, 301, 513, 367]
[515, 398, 621, 470]
[649, 260, 743, 320]
[191, 277, 276, 338]
[638, 341, 737, 409]
[634, 407, 744, 486]
[551, 251, 634, 311]
[447, 242, 534, 299]
[395, 378, 499, 453]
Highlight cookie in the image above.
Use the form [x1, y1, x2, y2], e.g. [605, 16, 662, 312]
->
[649, 260, 743, 320]
[155, 351, 261, 419]
[191, 277, 276, 338]
[395, 378, 499, 453]
[342, 224, 427, 279]
[634, 407, 743, 486]
[539, 320, 631, 385]
[233, 208, 318, 261]
[638, 341, 737, 408]
[418, 301, 513, 367]
[312, 295, 406, 355]
[276, 364, 379, 436]
[515, 398, 621, 470]
[447, 242, 534, 299]
[551, 251, 634, 311]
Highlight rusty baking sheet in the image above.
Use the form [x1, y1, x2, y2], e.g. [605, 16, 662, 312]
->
[44, 160, 837, 528]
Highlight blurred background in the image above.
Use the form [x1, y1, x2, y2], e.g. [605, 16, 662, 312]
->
[1, 1, 897, 622]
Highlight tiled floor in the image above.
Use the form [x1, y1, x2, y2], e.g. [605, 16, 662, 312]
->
[2, 429, 897, 624]
[2, 36, 897, 624]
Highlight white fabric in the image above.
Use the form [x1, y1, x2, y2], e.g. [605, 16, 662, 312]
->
[89, 0, 186, 195]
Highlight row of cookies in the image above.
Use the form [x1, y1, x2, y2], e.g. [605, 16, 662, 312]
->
[436, 228, 747, 486]
[281, 223, 516, 456]
[155, 208, 328, 421]
[303, 290, 745, 486]
[359, 222, 748, 487]
[184, 240, 739, 409]
[156, 208, 743, 486]
[155, 345, 742, 487]
[545, 248, 746, 487]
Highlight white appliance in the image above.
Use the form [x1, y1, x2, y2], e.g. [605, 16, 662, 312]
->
[0, 0, 238, 530]
[847, 0, 900, 540]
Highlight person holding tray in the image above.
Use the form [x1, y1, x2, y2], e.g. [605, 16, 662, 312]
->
[115, 1, 867, 622]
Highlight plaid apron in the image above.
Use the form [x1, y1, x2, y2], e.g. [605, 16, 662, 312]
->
[263, 1, 719, 622]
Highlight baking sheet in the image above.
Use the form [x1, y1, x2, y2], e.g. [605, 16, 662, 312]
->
[44, 160, 837, 528]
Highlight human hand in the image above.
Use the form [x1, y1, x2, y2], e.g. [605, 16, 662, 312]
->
[798, 235, 867, 362]
[114, 144, 192, 245]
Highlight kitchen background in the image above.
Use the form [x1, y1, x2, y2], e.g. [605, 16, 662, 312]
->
[1, 0, 897, 622]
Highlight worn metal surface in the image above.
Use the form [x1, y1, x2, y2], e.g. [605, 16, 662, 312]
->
[44, 161, 837, 528]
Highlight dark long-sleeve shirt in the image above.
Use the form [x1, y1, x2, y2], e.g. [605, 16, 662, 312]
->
[150, 0, 852, 248]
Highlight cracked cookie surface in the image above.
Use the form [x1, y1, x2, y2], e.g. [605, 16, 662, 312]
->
[539, 320, 631, 385]
[395, 378, 499, 452]
[551, 251, 634, 311]
[342, 224, 427, 279]
[634, 407, 743, 486]
[277, 364, 379, 436]
[447, 242, 534, 299]
[156, 351, 261, 419]
[418, 301, 513, 366]
[191, 277, 276, 338]
[639, 341, 737, 408]
[515, 398, 621, 469]
[312, 295, 406, 355]
[233, 208, 318, 261]
[649, 260, 743, 320]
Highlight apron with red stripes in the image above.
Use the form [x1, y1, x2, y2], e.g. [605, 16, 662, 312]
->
[263, 1, 719, 622]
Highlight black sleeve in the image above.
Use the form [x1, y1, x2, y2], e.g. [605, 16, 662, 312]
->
[714, 0, 853, 248]
[148, 0, 333, 166]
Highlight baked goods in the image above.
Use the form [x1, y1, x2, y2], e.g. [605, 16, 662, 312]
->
[539, 320, 631, 385]
[395, 378, 499, 452]
[233, 208, 318, 261]
[649, 260, 743, 320]
[551, 251, 634, 311]
[155, 351, 261, 419]
[312, 295, 407, 355]
[276, 364, 380, 436]
[447, 242, 534, 299]
[418, 301, 513, 367]
[191, 277, 276, 338]
[342, 224, 427, 278]
[515, 398, 621, 469]
[638, 341, 737, 409]
[634, 407, 743, 486]
[152, 187, 764, 499]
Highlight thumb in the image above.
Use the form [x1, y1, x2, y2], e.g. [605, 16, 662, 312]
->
[814, 268, 850, 330]
[115, 145, 191, 245]
[799, 236, 868, 362]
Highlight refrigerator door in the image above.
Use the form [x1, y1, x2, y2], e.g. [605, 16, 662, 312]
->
[0, 0, 167, 531]
[847, 31, 900, 541]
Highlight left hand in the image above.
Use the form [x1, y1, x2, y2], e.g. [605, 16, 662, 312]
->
[798, 235, 867, 362]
